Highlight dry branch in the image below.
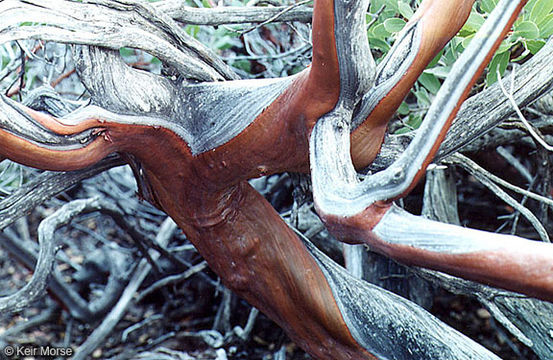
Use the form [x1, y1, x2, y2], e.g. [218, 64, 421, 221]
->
[0, 198, 103, 314]
[154, 1, 313, 25]
[0, 0, 550, 358]
[0, 0, 237, 81]
[73, 217, 177, 360]
[372, 38, 553, 170]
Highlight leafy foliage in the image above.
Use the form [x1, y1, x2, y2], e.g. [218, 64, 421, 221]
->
[368, 0, 553, 133]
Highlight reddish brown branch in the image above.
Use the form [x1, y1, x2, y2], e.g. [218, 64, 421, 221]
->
[0, 0, 533, 358]
[350, 0, 475, 169]
[50, 68, 76, 88]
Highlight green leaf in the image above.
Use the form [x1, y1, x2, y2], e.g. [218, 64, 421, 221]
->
[480, 0, 498, 13]
[496, 38, 515, 54]
[383, 0, 399, 12]
[231, 59, 251, 73]
[525, 39, 546, 54]
[368, 37, 391, 53]
[529, 0, 553, 25]
[406, 113, 423, 129]
[485, 51, 510, 86]
[461, 12, 485, 33]
[370, 23, 391, 38]
[539, 13, 553, 37]
[383, 18, 406, 33]
[414, 87, 431, 108]
[461, 33, 475, 49]
[397, 101, 409, 116]
[185, 25, 200, 38]
[441, 42, 461, 67]
[395, 113, 423, 134]
[119, 48, 135, 57]
[424, 65, 452, 79]
[427, 49, 444, 68]
[418, 72, 441, 94]
[397, 1, 414, 19]
[525, 0, 542, 19]
[370, 0, 386, 13]
[513, 20, 540, 39]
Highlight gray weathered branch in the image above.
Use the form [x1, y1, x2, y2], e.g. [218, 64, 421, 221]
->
[0, 156, 124, 231]
[73, 46, 178, 115]
[0, 0, 237, 81]
[73, 217, 177, 360]
[372, 37, 553, 171]
[313, 0, 522, 215]
[420, 170, 553, 360]
[0, 198, 104, 315]
[154, 1, 313, 25]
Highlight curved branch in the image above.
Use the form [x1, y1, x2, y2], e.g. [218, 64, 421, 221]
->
[0, 0, 541, 358]
[0, 95, 117, 171]
[300, 232, 500, 359]
[0, 0, 237, 81]
[371, 204, 553, 302]
[363, 0, 524, 201]
[171, 182, 501, 359]
[73, 46, 178, 115]
[372, 38, 553, 172]
[350, 0, 475, 168]
[153, 1, 313, 25]
[1, 229, 129, 321]
[98, 0, 238, 80]
[311, 0, 526, 217]
[0, 198, 104, 315]
[309, 0, 553, 302]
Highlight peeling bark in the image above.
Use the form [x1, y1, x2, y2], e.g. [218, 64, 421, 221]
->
[0, 0, 549, 359]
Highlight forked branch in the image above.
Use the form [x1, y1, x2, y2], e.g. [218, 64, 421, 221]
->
[0, 0, 549, 358]
[309, 0, 553, 302]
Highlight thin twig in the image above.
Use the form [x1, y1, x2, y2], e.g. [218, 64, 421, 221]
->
[233, 307, 259, 341]
[135, 261, 208, 303]
[449, 153, 550, 242]
[0, 155, 125, 231]
[51, 68, 76, 88]
[496, 146, 533, 183]
[448, 153, 553, 209]
[0, 198, 105, 314]
[509, 178, 534, 236]
[154, 2, 313, 25]
[0, 304, 58, 341]
[497, 67, 553, 151]
[240, 0, 313, 35]
[212, 288, 232, 334]
[72, 217, 176, 360]
[367, 5, 386, 29]
[121, 314, 164, 342]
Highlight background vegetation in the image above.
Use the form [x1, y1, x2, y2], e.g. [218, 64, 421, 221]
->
[0, 0, 552, 359]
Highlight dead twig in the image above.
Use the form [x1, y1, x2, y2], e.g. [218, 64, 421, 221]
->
[72, 217, 177, 360]
[0, 198, 105, 314]
[448, 153, 550, 242]
[136, 261, 208, 303]
[497, 66, 553, 152]
[239, 0, 313, 36]
[0, 155, 125, 231]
